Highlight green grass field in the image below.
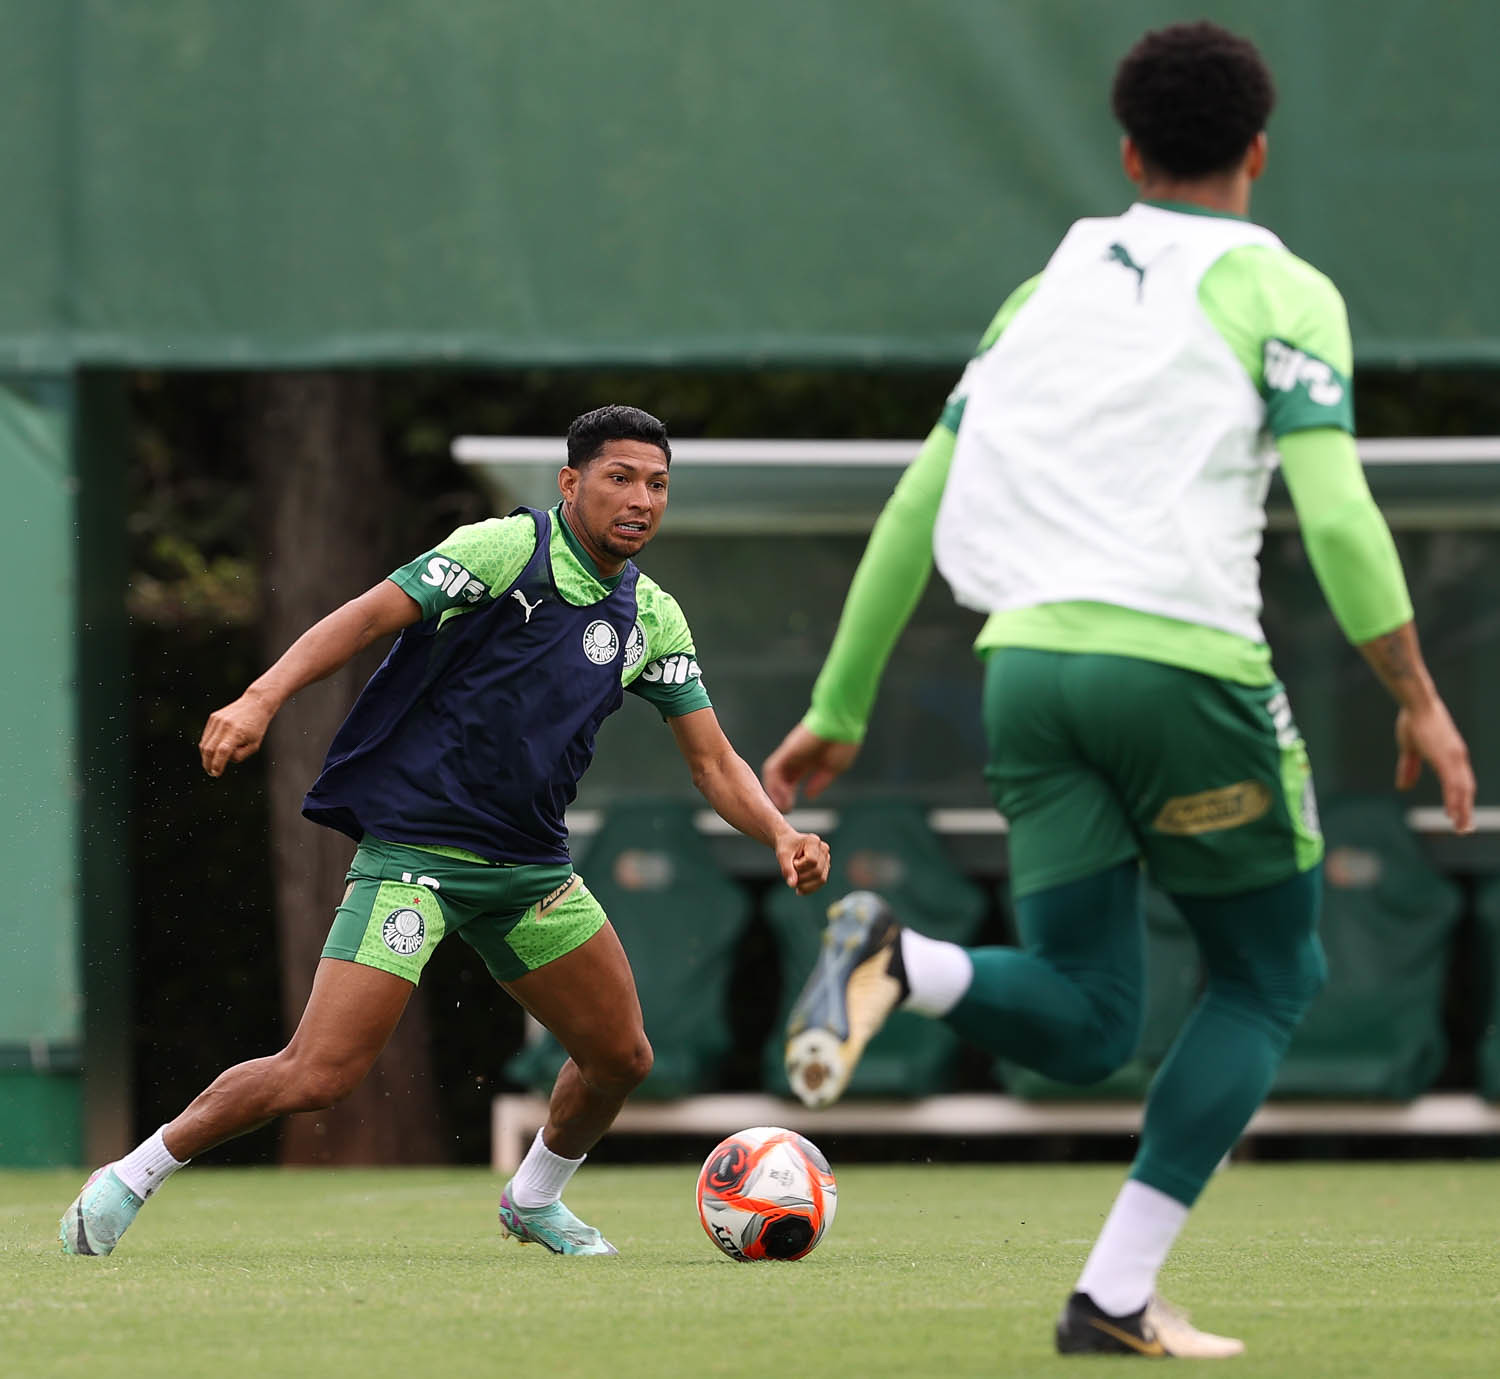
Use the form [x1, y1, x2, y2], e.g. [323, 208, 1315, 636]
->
[4, 1161, 1498, 1378]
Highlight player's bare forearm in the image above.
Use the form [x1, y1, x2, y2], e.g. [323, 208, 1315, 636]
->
[696, 753, 830, 894]
[200, 581, 419, 777]
[1356, 620, 1438, 710]
[670, 709, 831, 892]
[249, 586, 415, 712]
[692, 746, 793, 848]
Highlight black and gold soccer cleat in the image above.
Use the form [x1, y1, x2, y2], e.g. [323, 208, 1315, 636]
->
[784, 891, 906, 1108]
[1055, 1292, 1245, 1358]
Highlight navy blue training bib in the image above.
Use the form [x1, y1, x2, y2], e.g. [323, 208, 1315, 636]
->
[303, 508, 639, 864]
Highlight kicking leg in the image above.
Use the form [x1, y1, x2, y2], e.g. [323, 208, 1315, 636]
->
[495, 919, 650, 1255]
[785, 863, 1147, 1106]
[167, 958, 417, 1156]
[61, 958, 414, 1256]
[941, 862, 1146, 1082]
[505, 920, 652, 1158]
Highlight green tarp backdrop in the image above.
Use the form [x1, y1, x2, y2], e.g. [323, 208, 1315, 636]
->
[0, 381, 83, 1163]
[2, 1, 1496, 1165]
[2, 0, 1496, 370]
[0, 383, 77, 1050]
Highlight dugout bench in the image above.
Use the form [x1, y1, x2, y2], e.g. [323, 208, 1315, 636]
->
[491, 1091, 1500, 1172]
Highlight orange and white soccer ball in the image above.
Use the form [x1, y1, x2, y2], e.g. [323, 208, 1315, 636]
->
[695, 1126, 837, 1261]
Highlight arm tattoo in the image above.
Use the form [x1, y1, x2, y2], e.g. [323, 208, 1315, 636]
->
[1365, 629, 1416, 689]
[1358, 621, 1434, 708]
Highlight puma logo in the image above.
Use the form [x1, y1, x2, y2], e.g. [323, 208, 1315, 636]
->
[1105, 242, 1149, 300]
[510, 589, 544, 623]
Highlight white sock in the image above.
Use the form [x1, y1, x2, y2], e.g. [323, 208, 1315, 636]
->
[897, 929, 974, 1017]
[1075, 1179, 1190, 1316]
[509, 1129, 585, 1208]
[113, 1126, 188, 1201]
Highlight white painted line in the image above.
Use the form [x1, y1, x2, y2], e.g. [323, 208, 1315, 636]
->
[567, 806, 1491, 837]
[455, 435, 1500, 468]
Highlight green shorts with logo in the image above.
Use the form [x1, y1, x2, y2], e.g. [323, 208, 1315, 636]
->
[322, 836, 608, 985]
[983, 649, 1322, 899]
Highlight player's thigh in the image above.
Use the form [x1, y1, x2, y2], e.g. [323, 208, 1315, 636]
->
[322, 837, 454, 986]
[1170, 868, 1326, 1018]
[283, 957, 416, 1069]
[1070, 660, 1323, 896]
[1013, 860, 1146, 980]
[502, 916, 648, 1067]
[982, 648, 1138, 898]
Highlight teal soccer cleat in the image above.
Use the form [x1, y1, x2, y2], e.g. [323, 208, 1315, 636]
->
[498, 1185, 618, 1255]
[59, 1167, 143, 1257]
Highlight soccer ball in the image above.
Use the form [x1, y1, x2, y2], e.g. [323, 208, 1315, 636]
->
[695, 1126, 837, 1261]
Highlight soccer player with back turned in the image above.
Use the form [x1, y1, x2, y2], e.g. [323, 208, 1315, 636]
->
[62, 404, 829, 1259]
[762, 23, 1474, 1358]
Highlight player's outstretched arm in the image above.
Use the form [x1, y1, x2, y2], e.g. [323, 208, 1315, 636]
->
[1357, 621, 1475, 833]
[761, 724, 861, 812]
[669, 708, 831, 894]
[1280, 428, 1474, 832]
[199, 580, 421, 777]
[761, 424, 960, 810]
[765, 291, 1031, 807]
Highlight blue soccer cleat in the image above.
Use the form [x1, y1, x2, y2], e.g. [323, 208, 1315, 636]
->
[59, 1167, 143, 1257]
[498, 1185, 617, 1256]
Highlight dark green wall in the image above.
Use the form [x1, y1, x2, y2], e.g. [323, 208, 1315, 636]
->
[0, 375, 129, 1167]
[2, 0, 1497, 369]
[0, 379, 82, 1161]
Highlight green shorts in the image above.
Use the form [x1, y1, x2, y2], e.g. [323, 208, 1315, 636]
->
[323, 836, 608, 985]
[982, 649, 1322, 899]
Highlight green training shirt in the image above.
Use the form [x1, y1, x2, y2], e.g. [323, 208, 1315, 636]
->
[389, 503, 712, 722]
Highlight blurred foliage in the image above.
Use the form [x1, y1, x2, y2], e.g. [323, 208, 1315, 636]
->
[127, 535, 257, 625]
[127, 366, 1500, 1162]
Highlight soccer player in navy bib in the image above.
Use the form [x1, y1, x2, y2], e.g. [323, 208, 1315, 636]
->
[63, 405, 830, 1258]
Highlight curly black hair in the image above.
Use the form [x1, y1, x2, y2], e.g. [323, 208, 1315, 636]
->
[566, 404, 671, 468]
[1111, 21, 1276, 179]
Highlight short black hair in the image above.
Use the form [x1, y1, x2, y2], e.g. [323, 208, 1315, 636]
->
[1111, 22, 1276, 180]
[565, 404, 671, 468]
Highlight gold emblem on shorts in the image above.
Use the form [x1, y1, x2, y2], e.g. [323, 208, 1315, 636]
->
[537, 874, 581, 914]
[1152, 781, 1272, 835]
